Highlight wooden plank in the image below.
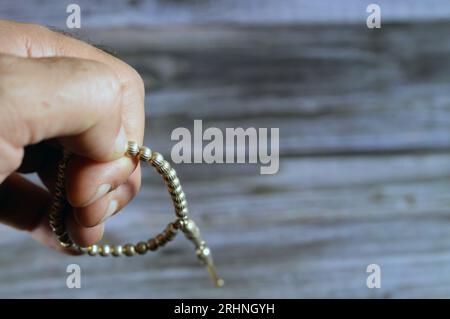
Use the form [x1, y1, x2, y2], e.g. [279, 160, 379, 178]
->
[84, 24, 450, 156]
[2, 153, 450, 297]
[3, 0, 450, 27]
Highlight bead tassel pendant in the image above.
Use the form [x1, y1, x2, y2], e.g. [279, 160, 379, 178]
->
[49, 141, 224, 288]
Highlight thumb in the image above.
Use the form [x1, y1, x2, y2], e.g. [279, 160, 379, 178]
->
[0, 53, 128, 163]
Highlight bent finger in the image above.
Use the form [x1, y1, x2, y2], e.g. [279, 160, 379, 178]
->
[0, 54, 128, 162]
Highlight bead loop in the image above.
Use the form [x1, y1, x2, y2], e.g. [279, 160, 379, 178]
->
[48, 141, 223, 287]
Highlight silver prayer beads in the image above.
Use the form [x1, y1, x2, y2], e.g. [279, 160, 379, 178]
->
[48, 141, 223, 287]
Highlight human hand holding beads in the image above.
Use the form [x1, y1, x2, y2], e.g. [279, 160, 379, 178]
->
[50, 142, 224, 287]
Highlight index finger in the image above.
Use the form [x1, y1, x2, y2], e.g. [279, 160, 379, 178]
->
[0, 19, 145, 145]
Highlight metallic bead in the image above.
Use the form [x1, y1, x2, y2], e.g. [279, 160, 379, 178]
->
[184, 219, 195, 231]
[197, 246, 210, 258]
[195, 246, 214, 269]
[59, 240, 72, 248]
[158, 160, 171, 174]
[156, 234, 167, 246]
[168, 177, 181, 191]
[175, 199, 187, 210]
[88, 245, 99, 256]
[183, 220, 201, 241]
[139, 146, 152, 162]
[150, 152, 164, 166]
[53, 226, 67, 237]
[166, 222, 178, 233]
[77, 246, 90, 254]
[50, 225, 61, 234]
[49, 216, 58, 226]
[164, 224, 177, 241]
[100, 244, 112, 257]
[112, 245, 123, 257]
[178, 218, 189, 230]
[176, 207, 188, 218]
[123, 243, 136, 256]
[174, 191, 186, 203]
[58, 233, 72, 246]
[127, 141, 139, 157]
[135, 241, 148, 255]
[165, 168, 178, 181]
[169, 184, 183, 196]
[173, 220, 183, 230]
[147, 238, 158, 251]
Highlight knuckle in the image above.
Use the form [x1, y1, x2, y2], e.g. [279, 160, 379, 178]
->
[86, 61, 123, 113]
[101, 71, 122, 105]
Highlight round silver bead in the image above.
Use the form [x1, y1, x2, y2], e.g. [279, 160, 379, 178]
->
[88, 245, 99, 256]
[112, 245, 123, 257]
[156, 234, 167, 246]
[100, 244, 112, 257]
[135, 241, 148, 255]
[139, 146, 152, 162]
[147, 238, 158, 251]
[198, 246, 210, 257]
[123, 243, 136, 256]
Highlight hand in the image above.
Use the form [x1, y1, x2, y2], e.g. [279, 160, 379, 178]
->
[0, 20, 145, 253]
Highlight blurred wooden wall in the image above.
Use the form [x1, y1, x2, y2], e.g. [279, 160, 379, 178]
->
[1, 1, 450, 298]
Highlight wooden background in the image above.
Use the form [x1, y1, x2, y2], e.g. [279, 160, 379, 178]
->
[1, 1, 450, 298]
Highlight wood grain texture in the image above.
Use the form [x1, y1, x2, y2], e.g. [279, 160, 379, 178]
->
[1, 22, 450, 298]
[4, 0, 450, 26]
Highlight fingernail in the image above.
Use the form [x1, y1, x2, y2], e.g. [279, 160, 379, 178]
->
[114, 126, 128, 157]
[101, 199, 118, 223]
[84, 183, 111, 207]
